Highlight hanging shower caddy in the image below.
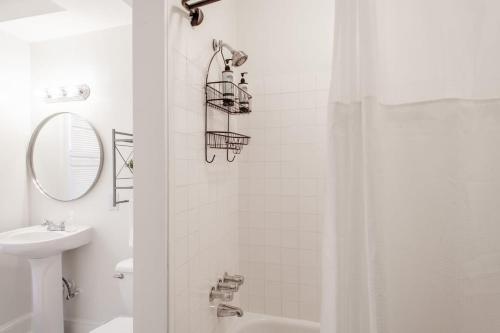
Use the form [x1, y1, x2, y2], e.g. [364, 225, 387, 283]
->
[205, 40, 252, 163]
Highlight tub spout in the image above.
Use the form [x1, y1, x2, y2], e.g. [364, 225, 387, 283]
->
[217, 304, 244, 317]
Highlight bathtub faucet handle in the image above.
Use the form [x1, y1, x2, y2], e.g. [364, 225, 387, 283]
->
[223, 272, 245, 286]
[209, 286, 234, 302]
[217, 279, 239, 292]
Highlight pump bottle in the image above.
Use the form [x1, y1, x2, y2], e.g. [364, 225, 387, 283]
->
[238, 72, 250, 112]
[222, 59, 234, 106]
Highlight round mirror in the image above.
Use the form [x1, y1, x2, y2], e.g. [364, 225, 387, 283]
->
[28, 112, 103, 201]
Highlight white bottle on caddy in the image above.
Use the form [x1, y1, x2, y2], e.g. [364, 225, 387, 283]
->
[238, 72, 250, 113]
[222, 59, 234, 106]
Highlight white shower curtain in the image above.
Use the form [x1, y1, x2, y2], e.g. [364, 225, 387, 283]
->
[323, 0, 500, 332]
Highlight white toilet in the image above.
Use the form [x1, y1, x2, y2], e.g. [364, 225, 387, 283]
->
[91, 258, 133, 333]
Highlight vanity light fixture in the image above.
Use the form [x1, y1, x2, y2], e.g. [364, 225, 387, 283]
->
[44, 84, 90, 103]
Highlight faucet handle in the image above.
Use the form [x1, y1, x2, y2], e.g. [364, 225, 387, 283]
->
[41, 219, 53, 226]
[56, 221, 66, 231]
[44, 220, 66, 231]
[217, 279, 239, 292]
[209, 287, 234, 302]
[223, 272, 244, 286]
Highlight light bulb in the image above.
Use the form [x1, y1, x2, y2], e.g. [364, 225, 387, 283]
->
[64, 86, 81, 98]
[48, 88, 64, 99]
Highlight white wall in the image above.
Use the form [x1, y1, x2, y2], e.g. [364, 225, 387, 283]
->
[133, 0, 168, 332]
[29, 26, 133, 332]
[167, 0, 242, 332]
[0, 31, 32, 333]
[235, 0, 334, 321]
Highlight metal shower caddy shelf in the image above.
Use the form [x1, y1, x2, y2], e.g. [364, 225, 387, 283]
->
[205, 46, 252, 163]
[206, 131, 250, 155]
[206, 81, 252, 115]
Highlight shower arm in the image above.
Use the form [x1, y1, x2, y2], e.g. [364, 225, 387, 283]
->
[213, 39, 234, 55]
[212, 40, 245, 66]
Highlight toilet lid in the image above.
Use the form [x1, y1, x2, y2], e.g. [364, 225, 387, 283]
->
[115, 258, 133, 274]
[90, 317, 133, 333]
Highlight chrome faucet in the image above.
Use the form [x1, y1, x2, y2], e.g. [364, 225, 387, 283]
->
[217, 304, 244, 317]
[42, 220, 66, 231]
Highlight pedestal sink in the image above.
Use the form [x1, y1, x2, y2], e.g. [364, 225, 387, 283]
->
[0, 225, 92, 333]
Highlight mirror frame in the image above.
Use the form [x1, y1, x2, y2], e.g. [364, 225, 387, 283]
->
[27, 112, 104, 202]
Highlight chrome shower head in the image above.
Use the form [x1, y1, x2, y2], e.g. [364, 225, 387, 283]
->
[213, 39, 248, 67]
[231, 50, 248, 67]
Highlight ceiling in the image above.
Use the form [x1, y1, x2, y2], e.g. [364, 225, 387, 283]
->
[0, 0, 131, 42]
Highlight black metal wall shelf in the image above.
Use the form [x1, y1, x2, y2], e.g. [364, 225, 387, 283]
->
[205, 42, 253, 164]
[206, 81, 252, 115]
[206, 131, 250, 154]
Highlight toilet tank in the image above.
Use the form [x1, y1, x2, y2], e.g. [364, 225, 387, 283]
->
[115, 258, 133, 315]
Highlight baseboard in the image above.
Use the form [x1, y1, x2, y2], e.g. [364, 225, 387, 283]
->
[64, 317, 102, 333]
[0, 313, 32, 333]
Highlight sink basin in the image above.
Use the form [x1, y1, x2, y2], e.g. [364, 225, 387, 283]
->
[0, 224, 92, 333]
[0, 225, 92, 258]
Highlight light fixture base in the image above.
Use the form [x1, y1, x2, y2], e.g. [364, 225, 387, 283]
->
[43, 84, 90, 103]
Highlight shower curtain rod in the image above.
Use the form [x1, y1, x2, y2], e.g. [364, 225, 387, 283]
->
[181, 0, 222, 26]
[182, 0, 221, 11]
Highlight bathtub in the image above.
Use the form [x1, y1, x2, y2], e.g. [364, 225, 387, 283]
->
[216, 312, 320, 333]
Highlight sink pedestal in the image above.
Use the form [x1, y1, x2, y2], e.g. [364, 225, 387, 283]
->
[29, 254, 64, 333]
[0, 225, 92, 332]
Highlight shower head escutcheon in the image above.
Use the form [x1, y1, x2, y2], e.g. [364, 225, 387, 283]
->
[182, 0, 222, 26]
[212, 39, 248, 67]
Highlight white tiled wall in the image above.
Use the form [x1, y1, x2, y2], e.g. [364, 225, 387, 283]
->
[233, 0, 334, 322]
[168, 0, 334, 327]
[167, 1, 241, 333]
[237, 73, 329, 321]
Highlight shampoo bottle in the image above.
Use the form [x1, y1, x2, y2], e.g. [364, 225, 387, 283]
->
[222, 59, 234, 106]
